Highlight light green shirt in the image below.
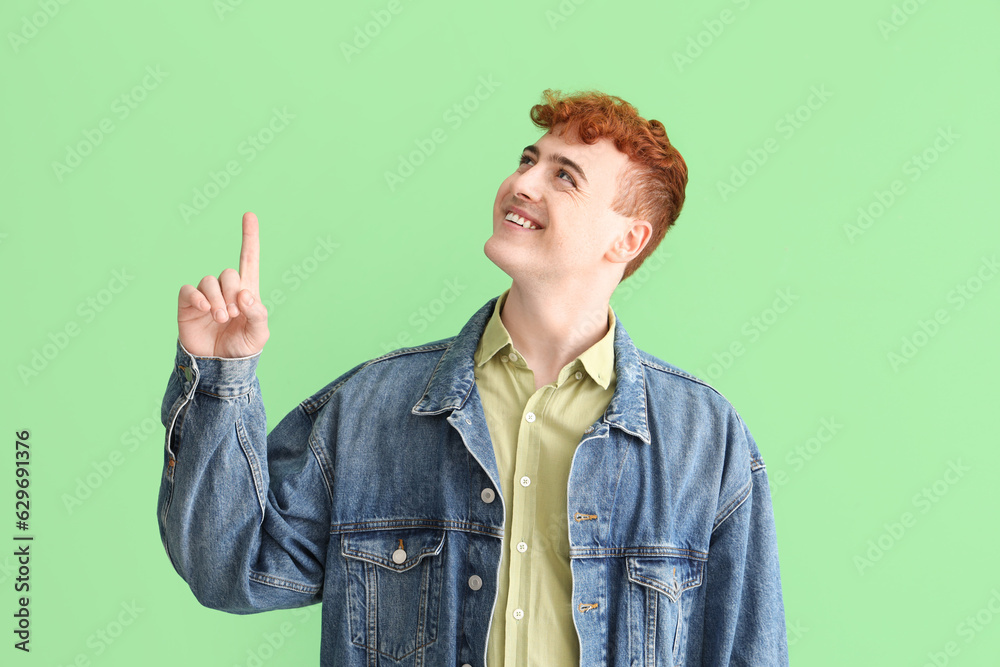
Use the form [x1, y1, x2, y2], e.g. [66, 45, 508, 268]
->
[474, 288, 617, 666]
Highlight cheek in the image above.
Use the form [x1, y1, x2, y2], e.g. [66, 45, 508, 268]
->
[494, 176, 515, 206]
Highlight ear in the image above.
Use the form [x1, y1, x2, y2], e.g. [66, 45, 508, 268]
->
[605, 219, 653, 264]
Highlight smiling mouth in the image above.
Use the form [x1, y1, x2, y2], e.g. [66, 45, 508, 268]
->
[505, 211, 541, 230]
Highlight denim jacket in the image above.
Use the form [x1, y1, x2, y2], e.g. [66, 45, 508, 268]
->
[157, 294, 788, 666]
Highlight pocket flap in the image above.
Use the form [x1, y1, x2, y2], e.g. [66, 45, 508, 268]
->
[342, 528, 446, 573]
[627, 555, 704, 602]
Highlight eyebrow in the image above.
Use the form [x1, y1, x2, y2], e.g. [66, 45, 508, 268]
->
[522, 144, 589, 185]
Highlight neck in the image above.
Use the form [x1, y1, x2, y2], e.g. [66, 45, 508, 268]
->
[499, 279, 613, 378]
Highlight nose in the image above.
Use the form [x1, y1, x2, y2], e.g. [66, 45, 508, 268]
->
[511, 165, 543, 202]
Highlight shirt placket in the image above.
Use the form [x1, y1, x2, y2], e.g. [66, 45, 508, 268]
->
[502, 352, 553, 666]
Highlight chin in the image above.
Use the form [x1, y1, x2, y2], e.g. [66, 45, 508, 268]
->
[483, 236, 518, 278]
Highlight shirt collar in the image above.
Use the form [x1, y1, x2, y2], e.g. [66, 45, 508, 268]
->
[413, 293, 650, 445]
[473, 287, 617, 390]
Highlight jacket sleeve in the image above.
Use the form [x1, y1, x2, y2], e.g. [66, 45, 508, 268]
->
[156, 338, 334, 614]
[700, 419, 789, 666]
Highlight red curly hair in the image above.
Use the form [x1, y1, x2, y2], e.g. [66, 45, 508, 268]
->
[529, 89, 688, 282]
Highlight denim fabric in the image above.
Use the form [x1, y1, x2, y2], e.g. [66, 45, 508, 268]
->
[158, 294, 789, 666]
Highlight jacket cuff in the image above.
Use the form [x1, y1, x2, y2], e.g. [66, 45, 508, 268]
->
[173, 338, 261, 398]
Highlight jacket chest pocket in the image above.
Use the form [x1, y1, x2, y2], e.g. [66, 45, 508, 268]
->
[627, 555, 705, 667]
[342, 528, 446, 662]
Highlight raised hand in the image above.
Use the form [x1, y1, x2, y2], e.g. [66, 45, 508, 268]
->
[177, 212, 270, 358]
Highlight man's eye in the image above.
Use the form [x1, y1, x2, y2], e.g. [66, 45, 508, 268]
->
[516, 155, 575, 186]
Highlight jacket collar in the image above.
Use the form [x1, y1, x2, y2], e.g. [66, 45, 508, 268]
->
[474, 287, 616, 390]
[412, 294, 651, 444]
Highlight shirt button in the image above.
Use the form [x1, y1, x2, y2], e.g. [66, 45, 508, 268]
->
[516, 541, 528, 553]
[575, 371, 583, 380]
[501, 354, 509, 363]
[468, 575, 483, 590]
[391, 548, 407, 564]
[509, 352, 519, 362]
[481, 488, 496, 503]
[520, 476, 531, 487]
[525, 412, 535, 423]
[512, 608, 524, 620]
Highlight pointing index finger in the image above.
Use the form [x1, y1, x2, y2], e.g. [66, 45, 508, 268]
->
[239, 211, 260, 291]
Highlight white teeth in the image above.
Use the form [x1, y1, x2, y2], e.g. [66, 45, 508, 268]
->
[505, 211, 540, 230]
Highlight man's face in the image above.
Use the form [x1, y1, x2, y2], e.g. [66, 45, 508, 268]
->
[484, 124, 643, 286]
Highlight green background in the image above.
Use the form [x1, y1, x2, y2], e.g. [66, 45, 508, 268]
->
[2, 0, 998, 664]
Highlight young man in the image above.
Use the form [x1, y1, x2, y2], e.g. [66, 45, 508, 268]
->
[159, 90, 788, 666]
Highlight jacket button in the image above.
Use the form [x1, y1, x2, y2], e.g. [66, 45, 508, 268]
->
[392, 548, 407, 564]
[468, 575, 483, 591]
[481, 488, 495, 503]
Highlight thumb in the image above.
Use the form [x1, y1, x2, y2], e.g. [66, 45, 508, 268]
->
[237, 289, 268, 326]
